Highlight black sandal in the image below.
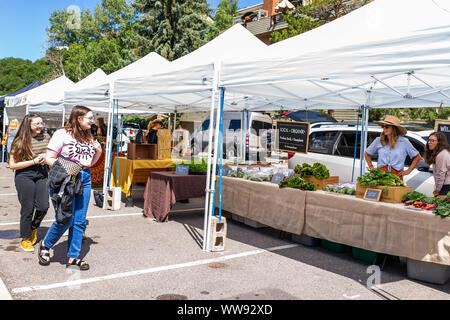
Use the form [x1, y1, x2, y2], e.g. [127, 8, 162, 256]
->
[66, 258, 90, 271]
[38, 240, 51, 266]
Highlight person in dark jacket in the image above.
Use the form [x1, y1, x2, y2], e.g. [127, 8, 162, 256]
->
[38, 106, 102, 270]
[145, 119, 163, 144]
[9, 114, 50, 252]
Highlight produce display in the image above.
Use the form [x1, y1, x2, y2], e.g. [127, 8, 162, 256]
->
[357, 169, 405, 187]
[323, 183, 356, 195]
[226, 165, 284, 182]
[173, 159, 208, 174]
[278, 176, 317, 191]
[294, 162, 330, 179]
[402, 191, 450, 218]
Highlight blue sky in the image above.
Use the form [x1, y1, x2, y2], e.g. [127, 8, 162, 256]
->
[0, 0, 262, 62]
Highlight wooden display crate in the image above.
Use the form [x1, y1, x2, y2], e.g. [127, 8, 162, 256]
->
[356, 183, 411, 203]
[127, 143, 157, 160]
[127, 129, 172, 160]
[302, 176, 339, 190]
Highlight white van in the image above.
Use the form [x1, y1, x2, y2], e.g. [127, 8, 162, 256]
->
[190, 112, 273, 160]
[288, 124, 434, 196]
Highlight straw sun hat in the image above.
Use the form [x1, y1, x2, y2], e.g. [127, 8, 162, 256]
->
[374, 115, 407, 136]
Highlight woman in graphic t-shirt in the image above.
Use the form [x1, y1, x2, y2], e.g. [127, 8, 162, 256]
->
[38, 106, 102, 271]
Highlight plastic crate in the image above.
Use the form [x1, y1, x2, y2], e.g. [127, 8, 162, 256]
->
[407, 258, 450, 285]
[320, 239, 350, 253]
[352, 247, 378, 264]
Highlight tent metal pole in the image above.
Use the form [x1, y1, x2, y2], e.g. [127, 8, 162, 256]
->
[206, 86, 224, 252]
[218, 88, 225, 223]
[359, 104, 366, 177]
[107, 99, 116, 192]
[202, 61, 220, 252]
[102, 95, 114, 209]
[2, 107, 6, 163]
[351, 106, 361, 182]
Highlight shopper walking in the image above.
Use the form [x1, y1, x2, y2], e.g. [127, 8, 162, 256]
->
[423, 132, 450, 197]
[8, 114, 50, 252]
[364, 115, 422, 180]
[38, 106, 102, 270]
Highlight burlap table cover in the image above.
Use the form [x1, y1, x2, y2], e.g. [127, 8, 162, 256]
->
[144, 172, 206, 222]
[216, 177, 306, 235]
[304, 191, 450, 265]
[111, 157, 174, 197]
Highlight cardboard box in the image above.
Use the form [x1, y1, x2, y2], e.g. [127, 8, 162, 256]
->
[127, 143, 158, 160]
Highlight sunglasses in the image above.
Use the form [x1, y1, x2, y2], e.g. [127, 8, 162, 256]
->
[381, 125, 392, 129]
[427, 139, 437, 143]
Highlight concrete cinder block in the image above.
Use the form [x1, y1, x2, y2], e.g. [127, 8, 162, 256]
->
[406, 258, 450, 285]
[209, 216, 227, 252]
[106, 187, 121, 211]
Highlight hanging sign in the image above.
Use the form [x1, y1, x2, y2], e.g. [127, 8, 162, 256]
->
[435, 120, 450, 143]
[276, 121, 310, 154]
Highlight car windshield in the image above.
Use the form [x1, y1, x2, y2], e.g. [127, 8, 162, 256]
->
[285, 111, 337, 123]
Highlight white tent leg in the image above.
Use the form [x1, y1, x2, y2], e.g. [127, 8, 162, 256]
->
[2, 108, 6, 163]
[102, 98, 114, 209]
[202, 90, 217, 252]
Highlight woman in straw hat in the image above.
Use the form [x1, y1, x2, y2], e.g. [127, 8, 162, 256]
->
[364, 115, 422, 180]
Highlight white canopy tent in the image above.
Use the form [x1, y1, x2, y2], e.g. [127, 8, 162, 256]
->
[110, 0, 450, 251]
[5, 75, 75, 122]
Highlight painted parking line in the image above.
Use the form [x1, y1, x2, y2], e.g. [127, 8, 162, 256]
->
[0, 208, 205, 227]
[0, 278, 13, 300]
[11, 244, 299, 294]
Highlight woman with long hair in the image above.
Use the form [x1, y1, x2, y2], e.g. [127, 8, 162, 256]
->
[38, 106, 102, 270]
[9, 114, 50, 252]
[423, 131, 450, 197]
[364, 115, 422, 180]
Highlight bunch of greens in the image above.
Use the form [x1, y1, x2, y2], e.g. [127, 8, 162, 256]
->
[174, 159, 208, 174]
[323, 184, 356, 195]
[401, 191, 436, 204]
[294, 163, 330, 180]
[433, 192, 450, 218]
[357, 169, 405, 187]
[279, 176, 317, 191]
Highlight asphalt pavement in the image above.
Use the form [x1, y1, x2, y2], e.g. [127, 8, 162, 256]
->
[0, 163, 449, 301]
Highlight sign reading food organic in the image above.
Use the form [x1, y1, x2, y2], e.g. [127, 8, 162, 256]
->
[435, 120, 450, 143]
[276, 121, 310, 154]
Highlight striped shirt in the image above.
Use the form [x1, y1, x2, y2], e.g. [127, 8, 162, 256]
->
[31, 132, 50, 157]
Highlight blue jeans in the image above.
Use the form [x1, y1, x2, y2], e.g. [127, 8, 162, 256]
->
[44, 169, 91, 259]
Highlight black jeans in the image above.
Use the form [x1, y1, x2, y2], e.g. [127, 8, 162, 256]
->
[15, 165, 49, 238]
[439, 184, 450, 196]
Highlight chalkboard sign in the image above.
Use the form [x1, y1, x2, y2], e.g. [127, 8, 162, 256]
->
[276, 121, 309, 154]
[364, 188, 382, 202]
[435, 120, 450, 143]
[175, 165, 189, 175]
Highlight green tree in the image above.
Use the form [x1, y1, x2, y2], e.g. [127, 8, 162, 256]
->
[45, 0, 140, 81]
[0, 58, 52, 96]
[271, 0, 372, 43]
[214, 0, 238, 31]
[132, 0, 218, 61]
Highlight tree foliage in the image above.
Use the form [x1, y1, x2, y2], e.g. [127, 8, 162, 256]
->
[271, 0, 372, 43]
[132, 0, 218, 61]
[0, 58, 52, 96]
[213, 0, 238, 32]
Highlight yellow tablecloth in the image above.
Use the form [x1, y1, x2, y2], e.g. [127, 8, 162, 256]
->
[111, 157, 174, 197]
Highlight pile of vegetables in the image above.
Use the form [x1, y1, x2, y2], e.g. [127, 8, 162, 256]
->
[323, 184, 356, 195]
[402, 191, 450, 218]
[357, 169, 405, 187]
[174, 159, 208, 174]
[294, 163, 330, 180]
[279, 176, 317, 191]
